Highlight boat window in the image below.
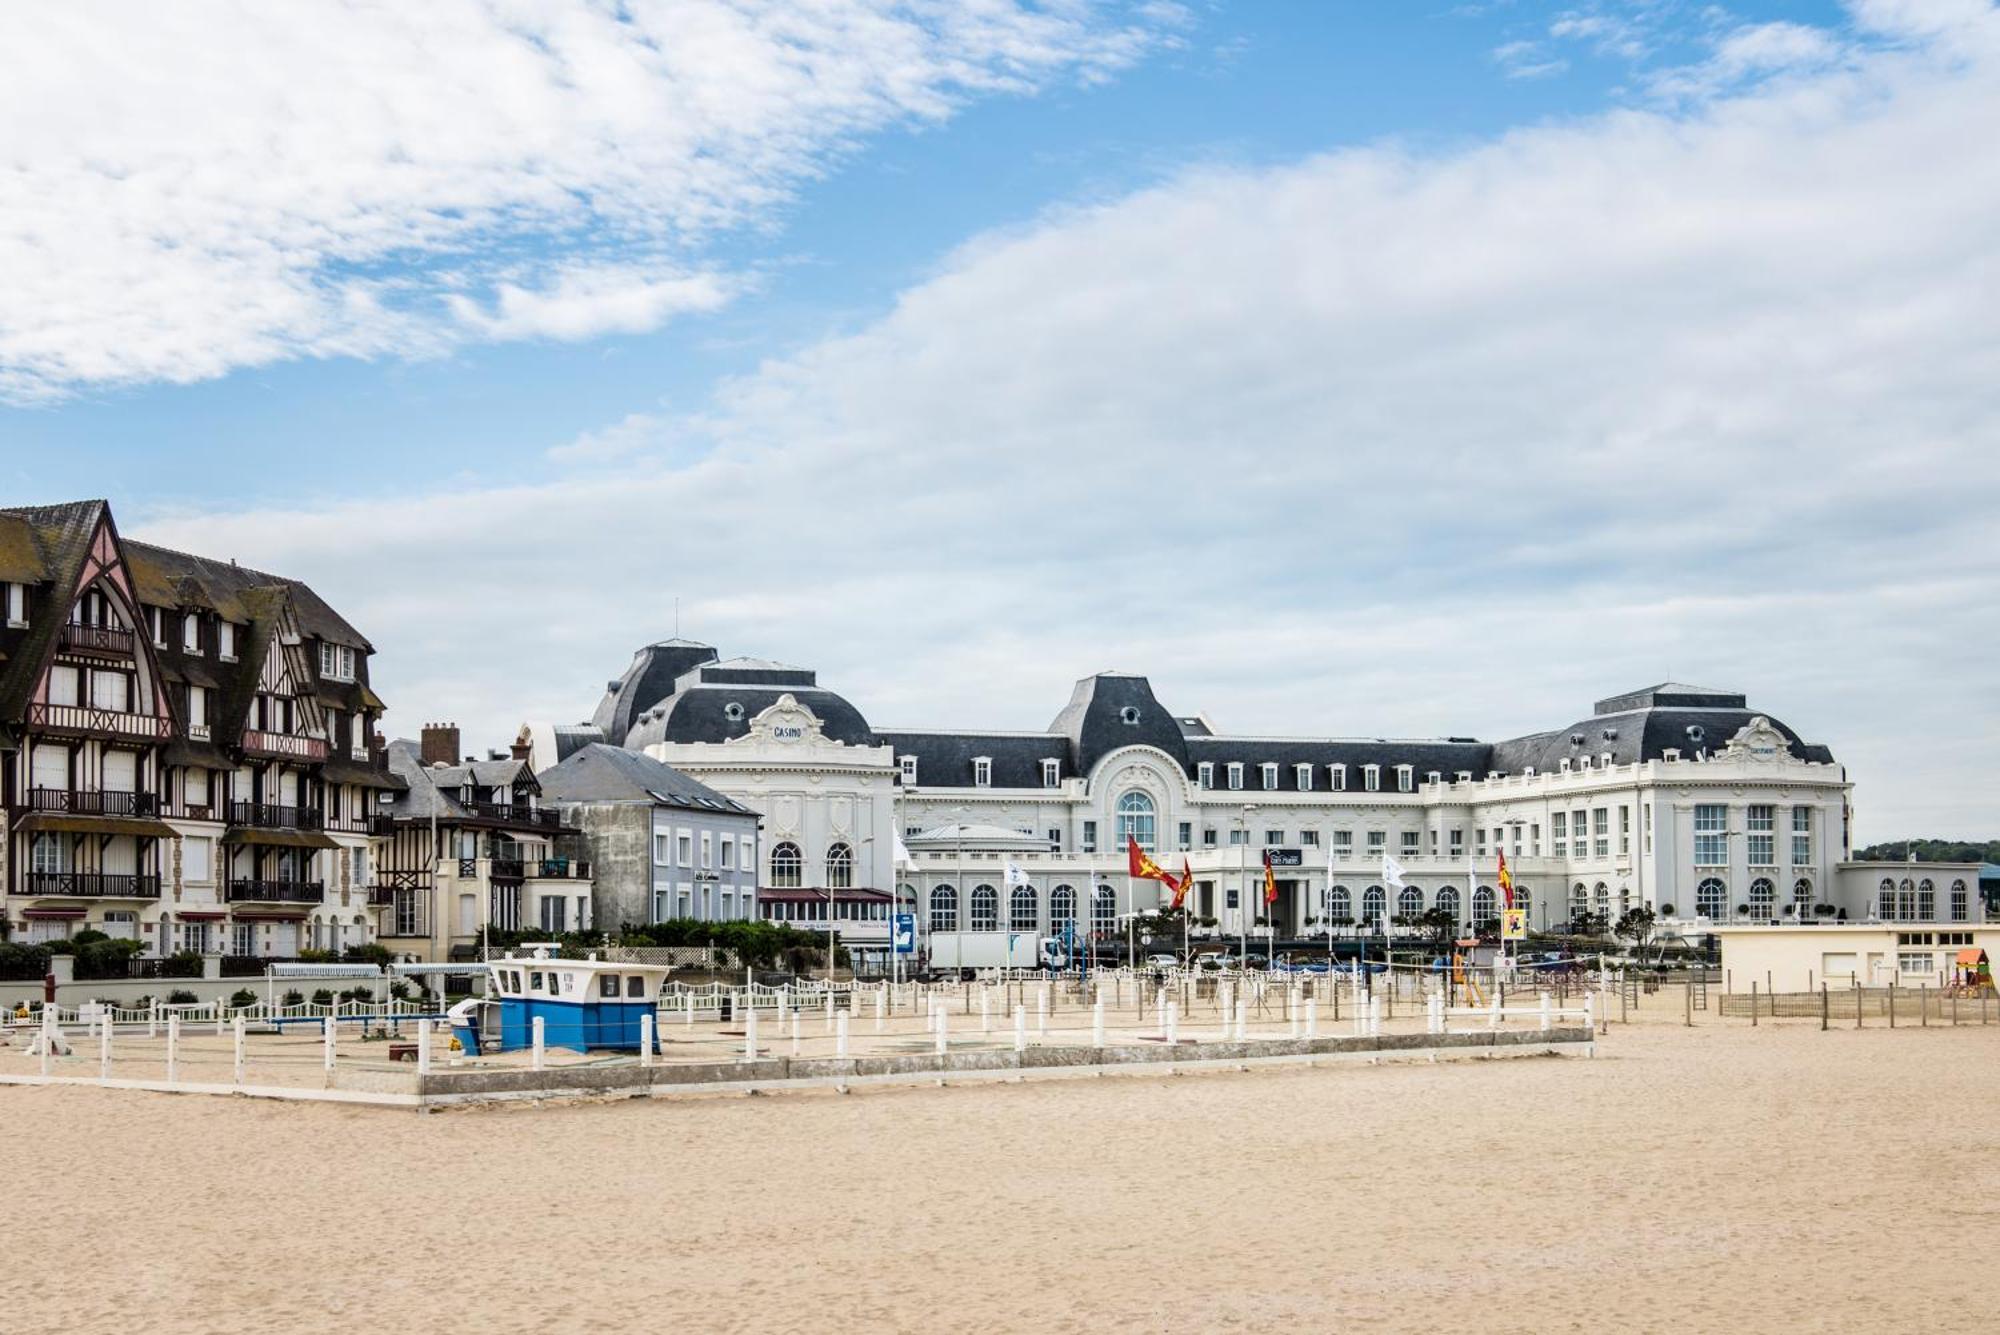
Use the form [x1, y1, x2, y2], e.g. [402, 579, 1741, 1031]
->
[600, 974, 620, 999]
[627, 976, 645, 998]
[529, 971, 544, 992]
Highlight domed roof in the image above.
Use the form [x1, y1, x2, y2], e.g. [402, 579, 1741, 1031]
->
[590, 639, 720, 744]
[620, 656, 875, 750]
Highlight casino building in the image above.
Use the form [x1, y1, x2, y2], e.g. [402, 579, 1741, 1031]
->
[521, 639, 1980, 966]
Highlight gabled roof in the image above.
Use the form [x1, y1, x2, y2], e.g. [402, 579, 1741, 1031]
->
[0, 500, 112, 722]
[537, 744, 758, 817]
[123, 539, 371, 651]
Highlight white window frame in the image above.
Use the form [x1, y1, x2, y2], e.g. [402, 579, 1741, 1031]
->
[1041, 758, 1060, 789]
[1295, 764, 1313, 791]
[1395, 764, 1412, 793]
[1330, 764, 1346, 791]
[1197, 762, 1214, 790]
[899, 755, 917, 783]
[653, 832, 671, 866]
[1260, 763, 1278, 791]
[1363, 765, 1380, 793]
[218, 620, 237, 662]
[972, 757, 992, 788]
[4, 582, 24, 627]
[1226, 763, 1243, 791]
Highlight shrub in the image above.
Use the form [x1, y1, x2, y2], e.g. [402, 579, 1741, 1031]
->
[73, 937, 144, 981]
[388, 982, 411, 1001]
[71, 929, 110, 948]
[311, 989, 334, 1006]
[161, 950, 204, 979]
[166, 989, 199, 1004]
[229, 988, 258, 1008]
[45, 938, 77, 956]
[0, 942, 53, 981]
[282, 989, 305, 1006]
[349, 987, 374, 1004]
[341, 943, 394, 967]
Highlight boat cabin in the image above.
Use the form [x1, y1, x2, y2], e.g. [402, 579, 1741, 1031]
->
[454, 951, 670, 1054]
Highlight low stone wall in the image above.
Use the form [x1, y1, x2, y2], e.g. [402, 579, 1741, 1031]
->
[413, 1026, 1593, 1105]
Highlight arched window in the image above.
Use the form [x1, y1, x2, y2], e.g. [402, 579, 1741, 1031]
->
[1592, 882, 1609, 917]
[1517, 887, 1533, 918]
[1362, 885, 1385, 928]
[1010, 885, 1038, 932]
[770, 842, 802, 889]
[1570, 882, 1589, 919]
[1435, 885, 1460, 921]
[1917, 879, 1935, 920]
[1471, 886, 1495, 927]
[1749, 877, 1775, 920]
[970, 884, 999, 932]
[1897, 878, 1917, 920]
[1092, 885, 1116, 935]
[1695, 877, 1726, 920]
[1397, 886, 1422, 919]
[929, 884, 957, 932]
[1792, 878, 1813, 915]
[1878, 878, 1896, 919]
[1115, 791, 1156, 853]
[825, 842, 853, 890]
[1951, 879, 1969, 922]
[1328, 885, 1351, 924]
[1050, 885, 1077, 932]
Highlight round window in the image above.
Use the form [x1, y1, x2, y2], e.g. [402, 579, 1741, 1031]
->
[724, 701, 745, 721]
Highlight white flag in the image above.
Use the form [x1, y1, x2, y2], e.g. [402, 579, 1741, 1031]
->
[893, 836, 916, 871]
[1382, 852, 1407, 889]
[1004, 860, 1030, 888]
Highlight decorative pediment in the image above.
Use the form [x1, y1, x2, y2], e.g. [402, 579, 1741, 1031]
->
[1721, 716, 1790, 764]
[739, 693, 830, 748]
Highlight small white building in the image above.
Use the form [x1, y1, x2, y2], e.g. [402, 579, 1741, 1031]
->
[1712, 914, 1995, 993]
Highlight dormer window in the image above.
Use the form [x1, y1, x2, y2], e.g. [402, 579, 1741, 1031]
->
[972, 757, 991, 788]
[1487, 770, 1502, 780]
[1560, 758, 1572, 773]
[1119, 705, 1141, 725]
[1226, 763, 1244, 791]
[182, 613, 202, 655]
[1455, 770, 1472, 782]
[3, 582, 24, 627]
[1395, 764, 1413, 793]
[1041, 758, 1060, 788]
[1295, 764, 1313, 791]
[1330, 764, 1347, 792]
[318, 641, 355, 682]
[1197, 762, 1214, 790]
[899, 755, 917, 783]
[147, 607, 165, 647]
[217, 621, 237, 662]
[1523, 766, 1536, 777]
[1427, 770, 1442, 785]
[1599, 752, 1613, 768]
[1364, 764, 1381, 793]
[1260, 763, 1278, 791]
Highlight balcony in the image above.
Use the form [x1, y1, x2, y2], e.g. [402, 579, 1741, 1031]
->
[25, 702, 173, 742]
[228, 801, 324, 831]
[26, 788, 159, 819]
[24, 872, 161, 899]
[241, 730, 330, 762]
[224, 879, 326, 904]
[57, 622, 135, 657]
[528, 858, 593, 880]
[366, 886, 397, 906]
[465, 800, 562, 830]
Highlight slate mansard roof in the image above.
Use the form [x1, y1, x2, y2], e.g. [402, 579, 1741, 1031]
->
[537, 744, 758, 818]
[552, 636, 1836, 789]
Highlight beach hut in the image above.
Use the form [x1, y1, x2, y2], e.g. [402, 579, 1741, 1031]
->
[452, 953, 670, 1055]
[1952, 947, 1993, 993]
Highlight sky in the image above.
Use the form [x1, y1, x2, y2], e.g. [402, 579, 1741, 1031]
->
[2, 0, 1995, 841]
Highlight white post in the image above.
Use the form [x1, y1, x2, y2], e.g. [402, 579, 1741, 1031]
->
[233, 1015, 246, 1085]
[1370, 993, 1383, 1037]
[420, 1018, 436, 1074]
[1583, 994, 1596, 1049]
[1037, 987, 1049, 1036]
[148, 1001, 159, 1040]
[836, 1010, 850, 1059]
[39, 1010, 54, 1078]
[685, 991, 695, 1027]
[1288, 1000, 1301, 1039]
[322, 1015, 336, 1072]
[1539, 991, 1553, 1033]
[874, 986, 886, 1032]
[1305, 996, 1318, 1040]
[214, 1005, 224, 1038]
[825, 990, 835, 1033]
[980, 988, 992, 1033]
[1165, 1000, 1179, 1046]
[1232, 998, 1248, 1042]
[98, 1013, 112, 1082]
[1092, 997, 1106, 1047]
[790, 1007, 801, 1043]
[1013, 1005, 1027, 1053]
[531, 1015, 546, 1070]
[934, 1008, 949, 1056]
[165, 1014, 180, 1085]
[744, 1005, 759, 1062]
[1429, 993, 1444, 1035]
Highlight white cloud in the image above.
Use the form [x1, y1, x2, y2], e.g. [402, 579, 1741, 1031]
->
[0, 0, 1175, 401]
[129, 1, 2000, 839]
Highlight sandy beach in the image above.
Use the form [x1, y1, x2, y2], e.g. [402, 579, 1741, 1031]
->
[12, 1010, 1997, 1335]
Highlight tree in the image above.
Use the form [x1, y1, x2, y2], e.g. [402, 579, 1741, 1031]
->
[1393, 906, 1459, 948]
[1614, 906, 1658, 950]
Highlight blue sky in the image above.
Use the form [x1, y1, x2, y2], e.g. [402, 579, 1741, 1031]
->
[1, 0, 1993, 838]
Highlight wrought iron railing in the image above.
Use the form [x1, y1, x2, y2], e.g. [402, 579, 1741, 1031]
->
[224, 879, 326, 903]
[227, 800, 325, 831]
[464, 800, 562, 829]
[24, 872, 161, 898]
[26, 788, 159, 818]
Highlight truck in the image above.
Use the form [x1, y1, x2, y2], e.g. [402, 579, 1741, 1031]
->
[925, 932, 1045, 976]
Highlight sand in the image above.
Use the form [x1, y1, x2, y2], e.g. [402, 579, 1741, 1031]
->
[12, 1014, 1998, 1335]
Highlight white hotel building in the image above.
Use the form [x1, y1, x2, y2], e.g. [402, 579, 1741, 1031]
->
[522, 640, 1979, 966]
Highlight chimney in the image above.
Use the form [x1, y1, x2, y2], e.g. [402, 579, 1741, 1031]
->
[511, 741, 532, 762]
[420, 723, 460, 769]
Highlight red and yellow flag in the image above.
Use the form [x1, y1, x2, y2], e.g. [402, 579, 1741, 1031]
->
[1169, 857, 1194, 910]
[1263, 849, 1278, 905]
[1128, 836, 1169, 885]
[1497, 849, 1515, 911]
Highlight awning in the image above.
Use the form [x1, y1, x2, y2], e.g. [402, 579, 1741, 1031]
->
[174, 910, 227, 921]
[758, 886, 894, 904]
[222, 828, 340, 850]
[22, 907, 87, 919]
[232, 910, 309, 922]
[12, 812, 179, 839]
